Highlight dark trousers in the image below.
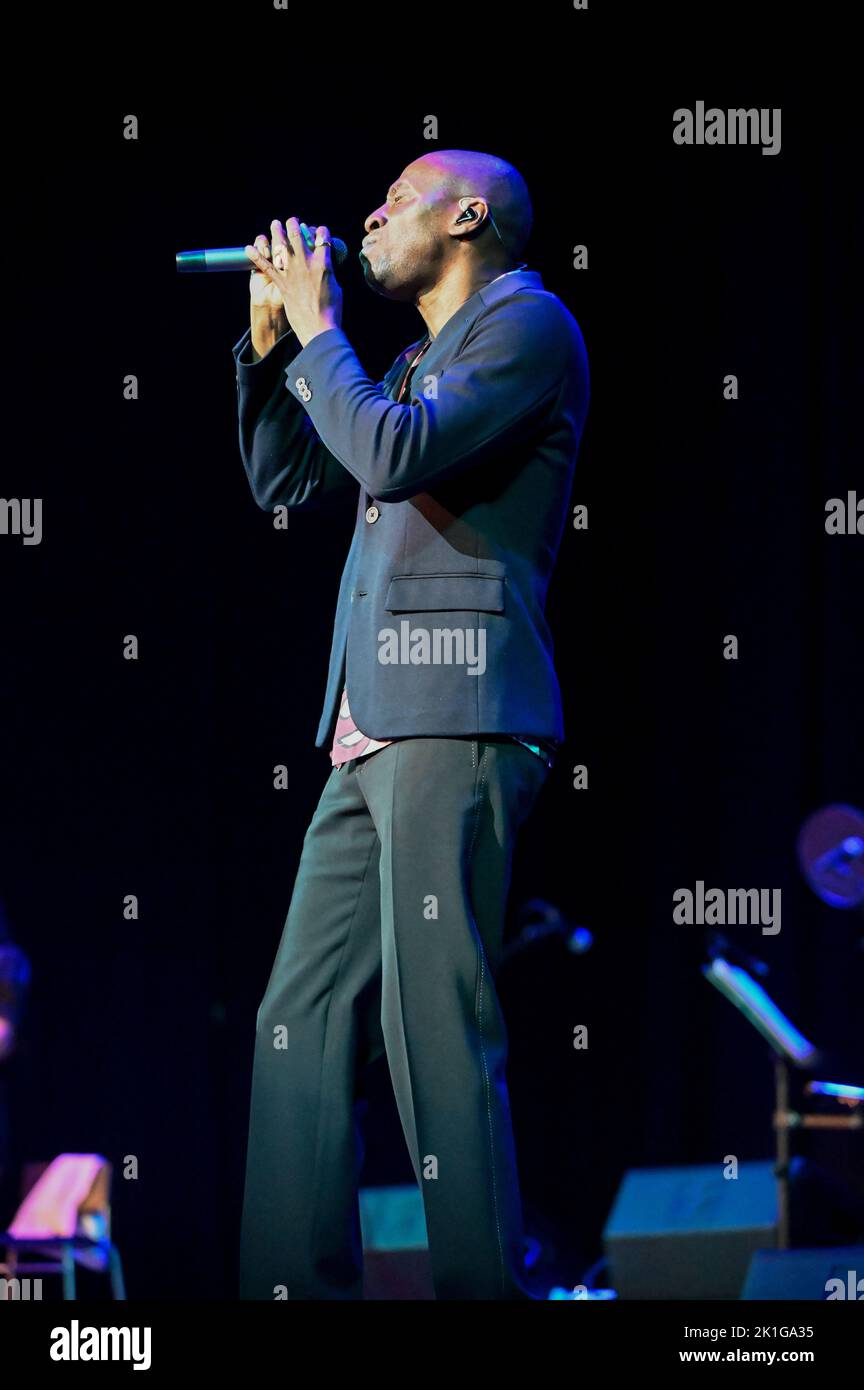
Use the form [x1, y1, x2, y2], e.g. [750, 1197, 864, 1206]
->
[239, 736, 550, 1299]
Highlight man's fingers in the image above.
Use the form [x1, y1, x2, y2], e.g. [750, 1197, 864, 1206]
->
[271, 219, 289, 258]
[244, 244, 278, 278]
[299, 221, 317, 251]
[315, 223, 333, 271]
[245, 236, 273, 270]
[285, 216, 304, 251]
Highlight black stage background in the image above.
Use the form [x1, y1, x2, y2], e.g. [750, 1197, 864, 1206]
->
[2, 59, 861, 1301]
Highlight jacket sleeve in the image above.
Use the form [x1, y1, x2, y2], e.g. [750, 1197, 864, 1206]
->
[232, 324, 360, 512]
[281, 292, 575, 502]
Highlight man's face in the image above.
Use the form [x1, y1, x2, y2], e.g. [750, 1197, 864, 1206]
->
[359, 159, 455, 300]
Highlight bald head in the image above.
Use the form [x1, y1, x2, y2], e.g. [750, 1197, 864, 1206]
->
[359, 149, 533, 306]
[413, 149, 534, 260]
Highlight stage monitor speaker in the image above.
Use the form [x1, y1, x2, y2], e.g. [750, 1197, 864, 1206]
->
[741, 1246, 864, 1300]
[603, 1161, 777, 1299]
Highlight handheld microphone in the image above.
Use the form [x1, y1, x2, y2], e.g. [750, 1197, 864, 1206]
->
[176, 238, 349, 273]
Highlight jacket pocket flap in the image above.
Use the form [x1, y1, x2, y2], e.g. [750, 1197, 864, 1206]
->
[384, 573, 505, 613]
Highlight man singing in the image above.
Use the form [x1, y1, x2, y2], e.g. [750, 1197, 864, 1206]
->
[232, 149, 589, 1299]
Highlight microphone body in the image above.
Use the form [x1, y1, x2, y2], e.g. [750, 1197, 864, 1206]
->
[176, 239, 349, 273]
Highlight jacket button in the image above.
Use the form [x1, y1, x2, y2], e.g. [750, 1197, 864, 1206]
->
[295, 376, 312, 402]
[365, 505, 380, 523]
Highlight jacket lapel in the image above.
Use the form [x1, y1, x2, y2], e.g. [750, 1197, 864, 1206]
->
[391, 269, 544, 393]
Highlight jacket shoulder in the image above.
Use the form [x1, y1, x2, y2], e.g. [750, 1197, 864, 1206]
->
[476, 285, 588, 369]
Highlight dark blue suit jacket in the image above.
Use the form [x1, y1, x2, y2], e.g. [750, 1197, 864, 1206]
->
[232, 267, 589, 751]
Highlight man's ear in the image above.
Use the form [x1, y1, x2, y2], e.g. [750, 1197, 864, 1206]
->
[450, 197, 489, 239]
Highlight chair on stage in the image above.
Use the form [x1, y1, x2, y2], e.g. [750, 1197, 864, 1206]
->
[0, 1153, 126, 1299]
